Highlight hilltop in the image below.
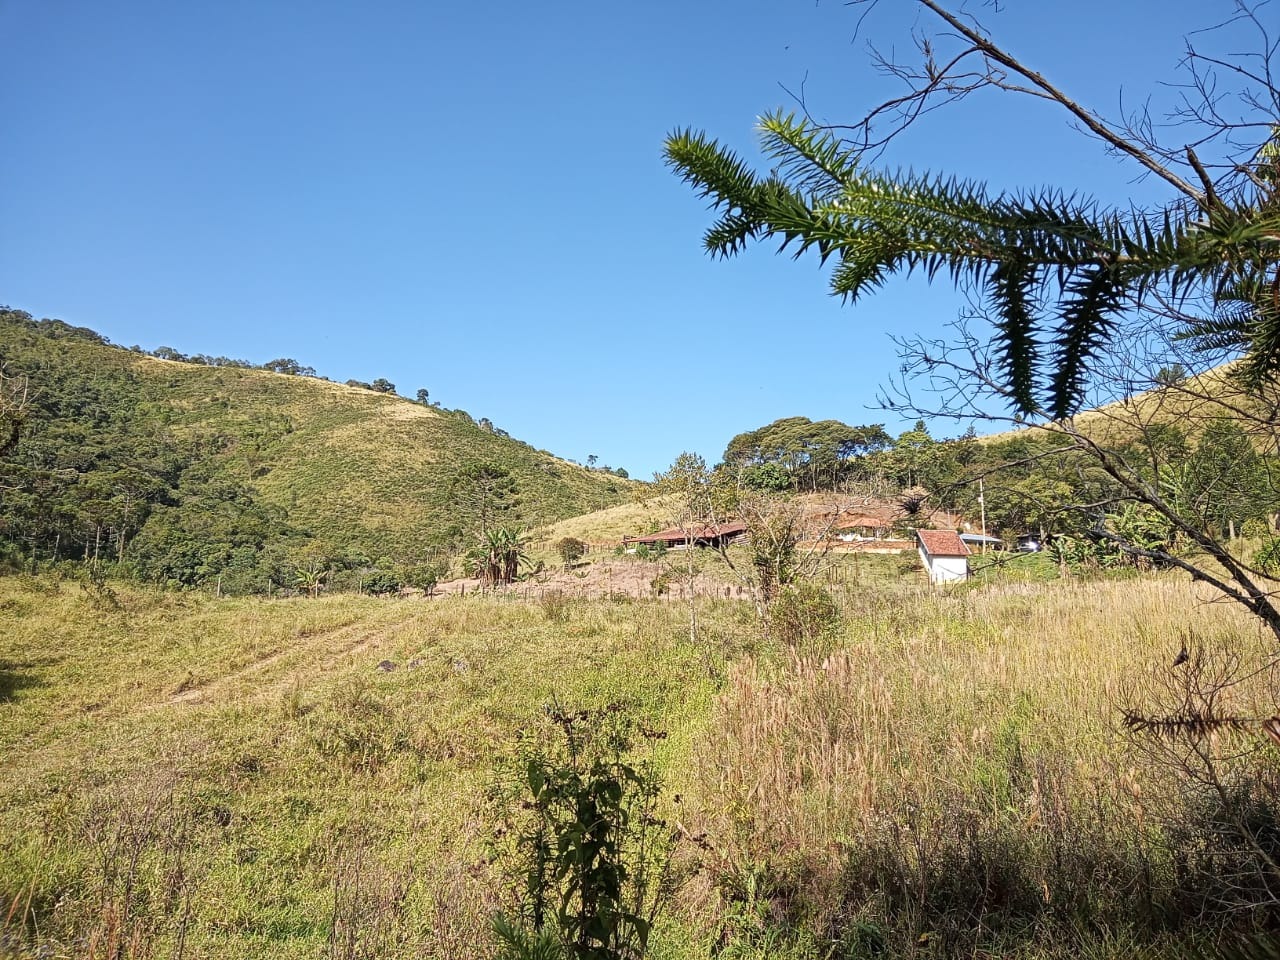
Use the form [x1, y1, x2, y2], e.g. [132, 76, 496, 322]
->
[977, 363, 1264, 447]
[0, 308, 639, 590]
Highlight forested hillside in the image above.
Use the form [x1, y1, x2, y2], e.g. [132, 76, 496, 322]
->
[0, 308, 637, 592]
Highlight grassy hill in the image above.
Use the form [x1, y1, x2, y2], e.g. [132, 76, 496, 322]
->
[534, 496, 674, 548]
[978, 362, 1270, 447]
[0, 308, 639, 589]
[135, 356, 637, 551]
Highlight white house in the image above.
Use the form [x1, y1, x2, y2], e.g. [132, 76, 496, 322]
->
[917, 529, 970, 584]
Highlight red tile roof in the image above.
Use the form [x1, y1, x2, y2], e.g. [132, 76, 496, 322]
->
[623, 521, 748, 544]
[916, 529, 970, 557]
[835, 514, 889, 530]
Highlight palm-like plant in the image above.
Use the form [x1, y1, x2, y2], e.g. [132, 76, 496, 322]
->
[664, 111, 1279, 419]
[470, 527, 530, 587]
[293, 560, 327, 598]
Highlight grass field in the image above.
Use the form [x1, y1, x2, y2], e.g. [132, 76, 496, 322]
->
[3, 567, 1279, 958]
[0, 575, 727, 959]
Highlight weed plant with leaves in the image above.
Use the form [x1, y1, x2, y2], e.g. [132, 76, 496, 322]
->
[490, 703, 676, 960]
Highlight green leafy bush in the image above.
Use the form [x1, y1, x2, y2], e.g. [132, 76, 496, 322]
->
[767, 581, 841, 649]
[491, 705, 674, 960]
[361, 569, 404, 596]
[555, 537, 587, 566]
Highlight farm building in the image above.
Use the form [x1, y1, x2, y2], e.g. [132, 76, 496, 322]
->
[959, 532, 1004, 551]
[622, 521, 748, 550]
[833, 513, 892, 541]
[917, 529, 970, 584]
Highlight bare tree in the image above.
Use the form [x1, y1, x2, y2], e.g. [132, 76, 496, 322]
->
[653, 453, 719, 653]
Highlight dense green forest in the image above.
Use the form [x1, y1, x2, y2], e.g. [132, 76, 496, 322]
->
[0, 308, 636, 593]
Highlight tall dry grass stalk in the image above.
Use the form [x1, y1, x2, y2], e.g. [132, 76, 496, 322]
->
[687, 577, 1280, 953]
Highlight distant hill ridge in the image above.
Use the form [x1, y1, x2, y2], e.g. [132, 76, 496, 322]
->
[0, 307, 638, 592]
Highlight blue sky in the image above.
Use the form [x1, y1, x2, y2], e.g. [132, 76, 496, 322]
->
[1, 0, 1228, 477]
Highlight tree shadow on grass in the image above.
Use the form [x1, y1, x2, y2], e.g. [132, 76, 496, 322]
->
[0, 657, 56, 702]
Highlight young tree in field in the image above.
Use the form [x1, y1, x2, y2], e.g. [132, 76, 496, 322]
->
[731, 489, 807, 607]
[653, 453, 719, 652]
[666, 0, 1280, 639]
[555, 536, 587, 568]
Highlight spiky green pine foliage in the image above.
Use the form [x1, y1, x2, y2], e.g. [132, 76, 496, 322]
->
[665, 111, 1280, 419]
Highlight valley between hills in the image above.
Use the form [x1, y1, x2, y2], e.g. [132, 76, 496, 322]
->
[5, 306, 1280, 959]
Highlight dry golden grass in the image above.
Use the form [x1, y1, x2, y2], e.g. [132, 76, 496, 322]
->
[534, 495, 675, 547]
[5, 571, 1279, 958]
[978, 361, 1278, 452]
[686, 576, 1280, 954]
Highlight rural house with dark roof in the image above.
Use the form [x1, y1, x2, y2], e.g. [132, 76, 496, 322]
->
[622, 521, 748, 551]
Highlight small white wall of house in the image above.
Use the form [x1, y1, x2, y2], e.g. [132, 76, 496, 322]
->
[918, 548, 968, 584]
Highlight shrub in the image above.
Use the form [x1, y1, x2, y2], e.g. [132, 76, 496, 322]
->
[555, 537, 587, 567]
[768, 581, 840, 649]
[1255, 538, 1280, 578]
[404, 561, 444, 595]
[362, 569, 404, 596]
[490, 706, 674, 960]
